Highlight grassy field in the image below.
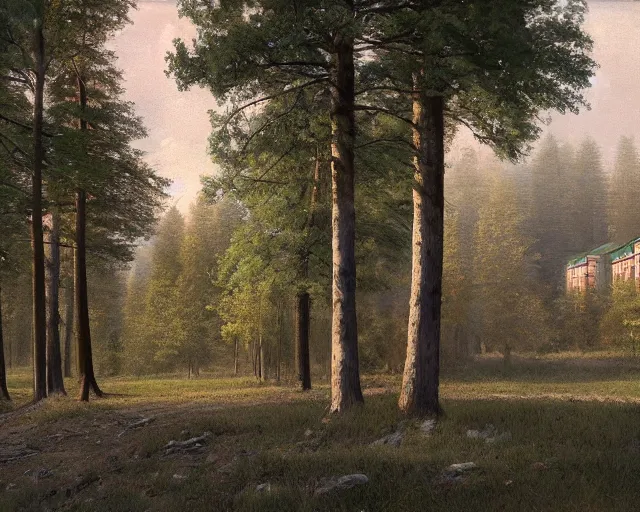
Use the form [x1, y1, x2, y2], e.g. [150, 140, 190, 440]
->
[2, 357, 640, 511]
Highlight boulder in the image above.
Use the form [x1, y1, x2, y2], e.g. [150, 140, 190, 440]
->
[314, 474, 369, 496]
[371, 431, 403, 448]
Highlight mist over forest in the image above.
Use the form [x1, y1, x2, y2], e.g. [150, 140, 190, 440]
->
[2, 1, 640, 511]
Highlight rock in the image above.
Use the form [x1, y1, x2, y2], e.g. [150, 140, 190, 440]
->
[304, 429, 314, 438]
[255, 483, 271, 493]
[36, 468, 53, 480]
[420, 419, 437, 436]
[172, 474, 187, 480]
[371, 430, 403, 447]
[437, 462, 477, 486]
[466, 424, 511, 444]
[447, 462, 477, 473]
[466, 424, 497, 440]
[314, 474, 369, 496]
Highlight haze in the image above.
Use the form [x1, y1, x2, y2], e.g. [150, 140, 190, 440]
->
[111, 0, 640, 210]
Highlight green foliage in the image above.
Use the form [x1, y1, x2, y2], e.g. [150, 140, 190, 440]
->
[143, 206, 185, 372]
[362, 0, 596, 159]
[557, 290, 606, 352]
[600, 280, 640, 355]
[473, 173, 550, 355]
[608, 136, 640, 244]
[175, 196, 244, 372]
[530, 135, 576, 289]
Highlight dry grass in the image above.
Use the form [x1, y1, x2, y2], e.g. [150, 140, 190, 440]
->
[1, 357, 640, 511]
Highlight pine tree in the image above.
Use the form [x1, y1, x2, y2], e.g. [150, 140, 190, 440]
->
[362, 0, 595, 416]
[571, 137, 608, 251]
[175, 196, 243, 376]
[168, 0, 369, 412]
[609, 136, 640, 244]
[474, 174, 549, 359]
[121, 245, 152, 375]
[142, 207, 185, 372]
[530, 136, 575, 292]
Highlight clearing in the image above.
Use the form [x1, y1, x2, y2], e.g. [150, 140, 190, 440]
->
[2, 357, 640, 511]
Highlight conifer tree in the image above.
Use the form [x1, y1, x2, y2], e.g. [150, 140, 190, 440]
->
[142, 207, 185, 372]
[121, 246, 152, 375]
[571, 137, 607, 251]
[168, 0, 370, 411]
[175, 196, 243, 376]
[360, 0, 595, 416]
[474, 174, 549, 359]
[609, 136, 640, 244]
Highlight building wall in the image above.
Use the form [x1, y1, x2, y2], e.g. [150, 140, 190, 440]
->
[612, 255, 635, 282]
[567, 262, 589, 293]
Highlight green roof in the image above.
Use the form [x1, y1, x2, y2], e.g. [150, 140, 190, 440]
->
[567, 242, 621, 268]
[610, 238, 640, 263]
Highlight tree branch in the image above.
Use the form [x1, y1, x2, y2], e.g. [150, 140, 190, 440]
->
[353, 104, 414, 126]
[222, 77, 329, 125]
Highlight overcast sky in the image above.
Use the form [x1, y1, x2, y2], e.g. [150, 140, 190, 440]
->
[110, 0, 640, 212]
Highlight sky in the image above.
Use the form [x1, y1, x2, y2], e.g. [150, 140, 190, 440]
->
[110, 0, 640, 212]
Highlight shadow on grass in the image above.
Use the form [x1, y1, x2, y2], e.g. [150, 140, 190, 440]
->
[443, 356, 640, 384]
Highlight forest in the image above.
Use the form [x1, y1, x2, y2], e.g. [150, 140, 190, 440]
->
[1, 1, 640, 511]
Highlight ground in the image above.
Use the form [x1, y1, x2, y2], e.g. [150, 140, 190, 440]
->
[2, 356, 640, 511]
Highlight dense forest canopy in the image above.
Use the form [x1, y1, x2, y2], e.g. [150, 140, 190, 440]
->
[0, 0, 637, 416]
[4, 3, 640, 511]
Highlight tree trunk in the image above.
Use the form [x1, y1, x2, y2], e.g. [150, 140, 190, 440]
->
[63, 274, 73, 378]
[295, 148, 321, 391]
[259, 336, 265, 381]
[75, 75, 103, 401]
[398, 91, 445, 417]
[234, 337, 238, 376]
[31, 17, 47, 402]
[46, 211, 66, 395]
[75, 189, 103, 401]
[276, 302, 282, 383]
[257, 295, 264, 381]
[329, 33, 363, 413]
[0, 286, 10, 400]
[251, 337, 257, 378]
[296, 292, 312, 390]
[503, 343, 512, 368]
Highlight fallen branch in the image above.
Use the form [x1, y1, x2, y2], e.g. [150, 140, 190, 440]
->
[117, 417, 155, 438]
[164, 432, 212, 455]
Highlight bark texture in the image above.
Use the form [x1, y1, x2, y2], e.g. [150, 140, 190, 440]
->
[74, 73, 102, 400]
[0, 286, 10, 400]
[46, 211, 66, 395]
[63, 275, 73, 378]
[398, 92, 445, 417]
[233, 337, 238, 376]
[31, 20, 47, 402]
[295, 150, 321, 391]
[329, 32, 363, 413]
[296, 292, 312, 390]
[75, 188, 103, 401]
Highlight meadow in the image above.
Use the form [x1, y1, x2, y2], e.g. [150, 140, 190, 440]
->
[1, 356, 640, 511]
